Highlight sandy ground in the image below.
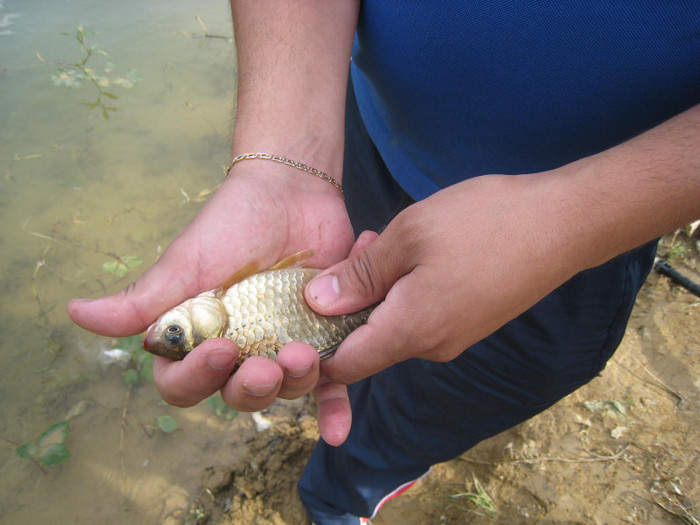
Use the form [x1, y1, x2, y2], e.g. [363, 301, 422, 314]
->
[177, 232, 698, 525]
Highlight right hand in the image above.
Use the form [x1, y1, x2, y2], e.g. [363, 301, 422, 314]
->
[68, 161, 355, 445]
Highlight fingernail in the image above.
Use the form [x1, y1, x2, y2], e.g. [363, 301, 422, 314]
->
[243, 381, 278, 397]
[284, 364, 312, 378]
[308, 274, 340, 307]
[207, 349, 238, 370]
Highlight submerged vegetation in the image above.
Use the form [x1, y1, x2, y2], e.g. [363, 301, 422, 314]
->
[14, 421, 71, 470]
[102, 254, 143, 279]
[51, 25, 143, 118]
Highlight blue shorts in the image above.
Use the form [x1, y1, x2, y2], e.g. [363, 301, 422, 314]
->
[298, 81, 656, 524]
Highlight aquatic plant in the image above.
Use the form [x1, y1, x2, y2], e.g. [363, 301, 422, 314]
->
[112, 335, 153, 385]
[207, 395, 239, 421]
[156, 415, 178, 434]
[102, 253, 142, 279]
[51, 25, 143, 119]
[15, 421, 71, 469]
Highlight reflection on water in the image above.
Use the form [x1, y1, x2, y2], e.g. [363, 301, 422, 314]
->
[0, 0, 241, 522]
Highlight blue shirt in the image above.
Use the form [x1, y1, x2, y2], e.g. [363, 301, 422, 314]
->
[351, 1, 700, 201]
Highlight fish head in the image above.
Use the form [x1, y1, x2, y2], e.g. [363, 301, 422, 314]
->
[143, 295, 227, 360]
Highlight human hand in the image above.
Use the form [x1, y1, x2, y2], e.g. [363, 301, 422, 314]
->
[305, 172, 586, 383]
[68, 163, 355, 445]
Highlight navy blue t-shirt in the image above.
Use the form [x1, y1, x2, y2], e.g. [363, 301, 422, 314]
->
[352, 1, 700, 200]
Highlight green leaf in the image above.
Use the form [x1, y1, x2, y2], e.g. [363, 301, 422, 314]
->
[138, 355, 154, 383]
[156, 415, 178, 434]
[39, 443, 70, 466]
[51, 68, 84, 88]
[102, 91, 119, 99]
[121, 369, 139, 384]
[113, 262, 128, 277]
[15, 421, 72, 466]
[103, 256, 141, 277]
[207, 396, 239, 421]
[102, 260, 119, 274]
[38, 421, 70, 449]
[125, 69, 143, 84]
[117, 335, 143, 353]
[122, 255, 142, 268]
[608, 400, 626, 415]
[16, 443, 38, 459]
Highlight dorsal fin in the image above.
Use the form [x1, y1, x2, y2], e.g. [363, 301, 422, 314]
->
[215, 261, 260, 296]
[214, 251, 314, 296]
[268, 250, 314, 270]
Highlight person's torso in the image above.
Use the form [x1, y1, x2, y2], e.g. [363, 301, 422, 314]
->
[352, 1, 700, 199]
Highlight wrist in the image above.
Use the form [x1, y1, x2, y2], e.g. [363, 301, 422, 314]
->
[225, 151, 345, 201]
[227, 152, 344, 199]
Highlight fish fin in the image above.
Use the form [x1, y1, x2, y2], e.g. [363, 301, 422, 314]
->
[318, 343, 340, 361]
[214, 250, 313, 296]
[269, 250, 315, 270]
[215, 261, 260, 296]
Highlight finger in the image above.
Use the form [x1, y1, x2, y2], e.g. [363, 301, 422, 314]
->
[304, 226, 412, 316]
[67, 245, 197, 337]
[275, 342, 320, 400]
[314, 377, 352, 446]
[347, 230, 379, 257]
[321, 271, 425, 384]
[153, 338, 240, 408]
[220, 356, 283, 412]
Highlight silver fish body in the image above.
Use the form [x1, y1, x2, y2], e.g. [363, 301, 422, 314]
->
[143, 268, 372, 364]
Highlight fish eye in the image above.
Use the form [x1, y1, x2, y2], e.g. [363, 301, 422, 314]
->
[165, 325, 184, 345]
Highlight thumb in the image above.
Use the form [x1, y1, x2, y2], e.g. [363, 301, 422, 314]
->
[305, 229, 412, 316]
[68, 255, 193, 337]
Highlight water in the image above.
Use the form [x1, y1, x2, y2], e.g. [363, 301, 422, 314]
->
[0, 1, 243, 522]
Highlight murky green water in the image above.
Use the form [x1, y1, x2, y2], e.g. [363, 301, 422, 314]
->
[0, 1, 243, 522]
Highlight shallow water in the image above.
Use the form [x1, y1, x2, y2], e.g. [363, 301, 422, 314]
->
[0, 1, 243, 522]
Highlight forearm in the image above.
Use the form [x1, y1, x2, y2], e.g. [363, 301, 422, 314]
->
[230, 0, 359, 182]
[539, 104, 700, 277]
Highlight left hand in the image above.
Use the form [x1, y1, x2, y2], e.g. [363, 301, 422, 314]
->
[305, 172, 585, 383]
[68, 163, 355, 446]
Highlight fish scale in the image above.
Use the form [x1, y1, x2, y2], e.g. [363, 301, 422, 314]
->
[222, 268, 367, 362]
[143, 265, 374, 364]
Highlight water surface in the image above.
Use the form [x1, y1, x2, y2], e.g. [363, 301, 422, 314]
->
[0, 1, 243, 522]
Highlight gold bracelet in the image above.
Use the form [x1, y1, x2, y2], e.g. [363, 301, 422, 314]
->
[226, 153, 344, 199]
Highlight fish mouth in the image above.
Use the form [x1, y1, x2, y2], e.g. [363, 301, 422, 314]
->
[142, 324, 168, 355]
[142, 324, 190, 360]
[142, 324, 161, 353]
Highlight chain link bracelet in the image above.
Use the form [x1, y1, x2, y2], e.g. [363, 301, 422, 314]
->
[226, 153, 344, 199]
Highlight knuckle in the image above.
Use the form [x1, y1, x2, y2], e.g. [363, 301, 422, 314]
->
[345, 250, 381, 299]
[404, 315, 454, 361]
[322, 367, 352, 385]
[161, 391, 196, 408]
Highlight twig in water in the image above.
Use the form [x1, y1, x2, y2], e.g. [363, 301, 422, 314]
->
[194, 14, 233, 40]
[119, 382, 132, 491]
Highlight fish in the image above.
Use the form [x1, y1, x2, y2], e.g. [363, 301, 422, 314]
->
[142, 251, 373, 365]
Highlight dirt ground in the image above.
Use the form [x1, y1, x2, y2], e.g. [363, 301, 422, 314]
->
[185, 232, 699, 525]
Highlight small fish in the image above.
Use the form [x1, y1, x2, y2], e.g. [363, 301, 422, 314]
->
[143, 251, 373, 365]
